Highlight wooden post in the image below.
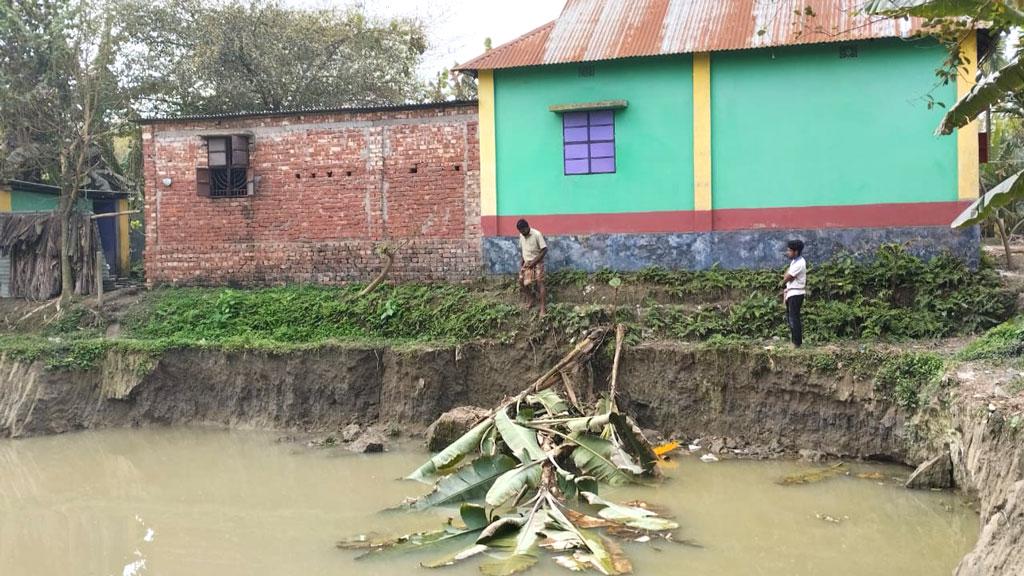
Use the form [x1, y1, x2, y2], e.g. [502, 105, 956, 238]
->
[95, 250, 104, 306]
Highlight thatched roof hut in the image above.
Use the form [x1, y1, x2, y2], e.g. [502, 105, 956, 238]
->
[0, 212, 100, 300]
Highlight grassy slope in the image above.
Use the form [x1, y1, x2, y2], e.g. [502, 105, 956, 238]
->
[0, 246, 1019, 374]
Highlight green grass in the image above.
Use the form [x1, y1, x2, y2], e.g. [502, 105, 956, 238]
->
[0, 245, 1016, 372]
[875, 353, 945, 410]
[127, 284, 518, 345]
[959, 316, 1024, 361]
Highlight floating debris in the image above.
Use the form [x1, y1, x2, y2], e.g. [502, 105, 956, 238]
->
[815, 513, 849, 525]
[654, 441, 681, 458]
[338, 326, 684, 575]
[778, 463, 847, 486]
[700, 453, 719, 463]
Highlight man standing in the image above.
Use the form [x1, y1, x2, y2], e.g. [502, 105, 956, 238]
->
[517, 218, 547, 316]
[780, 239, 806, 347]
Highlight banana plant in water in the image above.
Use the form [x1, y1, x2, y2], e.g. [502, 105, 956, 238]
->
[338, 387, 679, 575]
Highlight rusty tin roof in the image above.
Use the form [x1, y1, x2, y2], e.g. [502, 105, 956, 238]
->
[457, 0, 924, 71]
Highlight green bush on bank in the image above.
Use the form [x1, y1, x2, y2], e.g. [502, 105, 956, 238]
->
[549, 247, 1013, 343]
[128, 284, 518, 345]
[958, 316, 1024, 361]
[875, 352, 946, 410]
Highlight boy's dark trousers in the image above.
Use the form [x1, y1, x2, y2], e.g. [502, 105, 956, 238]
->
[786, 294, 804, 347]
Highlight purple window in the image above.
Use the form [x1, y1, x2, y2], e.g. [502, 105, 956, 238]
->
[562, 110, 616, 175]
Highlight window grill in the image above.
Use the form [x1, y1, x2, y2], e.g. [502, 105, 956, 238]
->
[562, 110, 616, 175]
[198, 135, 250, 198]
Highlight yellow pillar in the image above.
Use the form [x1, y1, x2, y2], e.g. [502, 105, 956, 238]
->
[117, 198, 131, 274]
[957, 31, 979, 201]
[692, 53, 713, 229]
[478, 70, 498, 235]
[0, 186, 11, 212]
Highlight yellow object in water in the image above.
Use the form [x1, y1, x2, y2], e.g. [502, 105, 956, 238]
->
[654, 441, 681, 459]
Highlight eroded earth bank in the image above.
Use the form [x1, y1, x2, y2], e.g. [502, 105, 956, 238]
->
[0, 341, 1020, 575]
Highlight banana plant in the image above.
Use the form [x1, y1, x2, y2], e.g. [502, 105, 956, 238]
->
[866, 1, 1024, 261]
[339, 328, 685, 574]
[864, 1, 1024, 134]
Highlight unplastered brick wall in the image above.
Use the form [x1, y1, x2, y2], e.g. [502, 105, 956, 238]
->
[141, 102, 482, 286]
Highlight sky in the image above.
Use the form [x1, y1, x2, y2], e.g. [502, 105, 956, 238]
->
[294, 0, 563, 77]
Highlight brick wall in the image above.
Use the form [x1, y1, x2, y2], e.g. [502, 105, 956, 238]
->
[142, 102, 481, 286]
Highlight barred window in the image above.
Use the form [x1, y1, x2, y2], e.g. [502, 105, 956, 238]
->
[562, 110, 615, 175]
[197, 135, 250, 198]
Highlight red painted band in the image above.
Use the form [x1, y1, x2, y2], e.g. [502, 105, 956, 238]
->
[483, 201, 970, 236]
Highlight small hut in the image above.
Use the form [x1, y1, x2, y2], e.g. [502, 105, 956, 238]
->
[0, 211, 101, 300]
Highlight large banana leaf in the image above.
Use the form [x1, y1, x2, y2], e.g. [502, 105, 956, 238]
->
[609, 412, 659, 473]
[478, 508, 547, 576]
[861, 2, 1024, 135]
[527, 388, 569, 416]
[546, 500, 623, 576]
[460, 503, 491, 529]
[478, 553, 537, 576]
[411, 455, 517, 510]
[485, 462, 543, 507]
[952, 169, 1024, 227]
[421, 505, 501, 568]
[337, 524, 481, 559]
[494, 410, 547, 462]
[421, 544, 489, 569]
[407, 418, 493, 483]
[570, 433, 636, 487]
[862, 0, 1024, 22]
[582, 492, 680, 531]
[939, 58, 1024, 135]
[477, 516, 527, 546]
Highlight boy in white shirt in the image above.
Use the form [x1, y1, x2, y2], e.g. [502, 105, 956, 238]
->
[780, 239, 806, 347]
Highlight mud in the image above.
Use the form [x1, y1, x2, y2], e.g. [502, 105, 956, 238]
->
[908, 379, 1024, 576]
[0, 343, 903, 457]
[0, 341, 1021, 575]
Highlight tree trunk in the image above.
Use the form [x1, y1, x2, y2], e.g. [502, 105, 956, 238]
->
[58, 198, 75, 303]
[995, 217, 1015, 270]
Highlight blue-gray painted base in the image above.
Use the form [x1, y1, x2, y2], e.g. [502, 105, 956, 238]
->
[483, 226, 980, 274]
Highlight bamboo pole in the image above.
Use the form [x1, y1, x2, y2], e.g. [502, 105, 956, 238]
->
[609, 324, 626, 404]
[90, 210, 139, 220]
[94, 250, 104, 305]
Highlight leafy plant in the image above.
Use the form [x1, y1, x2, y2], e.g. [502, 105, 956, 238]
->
[340, 330, 679, 575]
[131, 284, 517, 345]
[875, 353, 945, 410]
[959, 316, 1024, 360]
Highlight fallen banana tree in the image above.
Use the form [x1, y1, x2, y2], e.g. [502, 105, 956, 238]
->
[338, 327, 683, 575]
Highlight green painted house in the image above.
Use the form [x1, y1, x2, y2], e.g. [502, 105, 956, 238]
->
[458, 0, 984, 272]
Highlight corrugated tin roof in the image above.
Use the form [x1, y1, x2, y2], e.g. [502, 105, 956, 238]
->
[1, 179, 130, 199]
[457, 0, 925, 71]
[137, 100, 478, 124]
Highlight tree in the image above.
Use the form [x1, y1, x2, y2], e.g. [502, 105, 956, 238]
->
[0, 0, 128, 302]
[422, 64, 478, 102]
[118, 0, 429, 116]
[865, 1, 1024, 262]
[973, 116, 1024, 267]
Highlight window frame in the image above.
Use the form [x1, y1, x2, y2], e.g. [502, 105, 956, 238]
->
[562, 110, 617, 176]
[200, 135, 251, 199]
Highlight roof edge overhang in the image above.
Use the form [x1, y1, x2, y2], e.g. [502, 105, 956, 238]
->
[137, 100, 479, 125]
[2, 179, 129, 199]
[453, 0, 957, 74]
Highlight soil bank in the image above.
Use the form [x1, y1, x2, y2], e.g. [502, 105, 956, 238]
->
[0, 341, 1020, 575]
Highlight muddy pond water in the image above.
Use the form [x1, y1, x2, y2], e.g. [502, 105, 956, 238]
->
[0, 428, 977, 576]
